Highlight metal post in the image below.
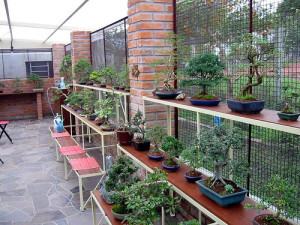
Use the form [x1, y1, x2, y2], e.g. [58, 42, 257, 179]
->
[124, 95, 128, 123]
[81, 122, 85, 149]
[91, 195, 97, 225]
[64, 157, 68, 181]
[79, 177, 84, 211]
[247, 124, 252, 196]
[70, 113, 73, 136]
[167, 106, 172, 135]
[116, 95, 120, 124]
[196, 112, 201, 138]
[101, 135, 106, 172]
[229, 120, 234, 180]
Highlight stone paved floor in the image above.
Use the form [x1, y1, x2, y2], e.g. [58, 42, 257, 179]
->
[0, 118, 103, 225]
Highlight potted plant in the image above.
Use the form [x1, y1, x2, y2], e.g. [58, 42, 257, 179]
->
[131, 110, 151, 151]
[161, 136, 183, 171]
[146, 125, 167, 160]
[277, 85, 300, 121]
[117, 64, 130, 90]
[27, 73, 45, 91]
[178, 220, 201, 225]
[59, 55, 72, 86]
[245, 175, 299, 225]
[194, 125, 249, 207]
[12, 78, 23, 93]
[66, 90, 85, 113]
[73, 59, 93, 85]
[123, 168, 179, 225]
[227, 34, 274, 114]
[80, 89, 97, 120]
[180, 141, 203, 182]
[116, 122, 134, 146]
[179, 53, 226, 106]
[89, 70, 102, 87]
[0, 81, 5, 93]
[101, 66, 117, 88]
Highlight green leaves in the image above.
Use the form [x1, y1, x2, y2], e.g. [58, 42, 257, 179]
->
[161, 136, 183, 162]
[74, 59, 93, 81]
[131, 110, 147, 140]
[147, 126, 167, 153]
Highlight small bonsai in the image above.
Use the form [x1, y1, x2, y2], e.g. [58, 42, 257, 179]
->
[131, 110, 148, 143]
[12, 78, 23, 93]
[65, 90, 84, 109]
[147, 125, 167, 156]
[27, 73, 44, 89]
[89, 70, 102, 84]
[117, 64, 130, 89]
[101, 66, 117, 85]
[161, 136, 183, 166]
[124, 168, 179, 224]
[280, 85, 299, 114]
[94, 92, 118, 126]
[73, 59, 93, 82]
[0, 81, 5, 93]
[59, 55, 72, 84]
[178, 220, 201, 225]
[245, 175, 299, 225]
[80, 89, 96, 115]
[179, 53, 225, 99]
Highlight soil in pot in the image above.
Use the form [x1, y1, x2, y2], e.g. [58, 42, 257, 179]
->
[253, 214, 291, 225]
[203, 179, 243, 195]
[184, 170, 203, 182]
[189, 94, 221, 106]
[116, 131, 134, 146]
[162, 160, 180, 171]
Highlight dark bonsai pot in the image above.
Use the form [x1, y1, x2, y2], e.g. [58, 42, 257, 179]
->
[195, 179, 248, 207]
[184, 171, 203, 182]
[87, 115, 97, 121]
[113, 86, 120, 90]
[78, 81, 87, 85]
[155, 90, 182, 100]
[120, 87, 125, 90]
[111, 209, 127, 221]
[132, 139, 150, 151]
[189, 98, 221, 106]
[147, 153, 164, 161]
[86, 81, 93, 85]
[116, 131, 134, 146]
[227, 99, 265, 114]
[100, 84, 106, 88]
[252, 214, 291, 225]
[277, 112, 300, 121]
[161, 160, 180, 171]
[100, 124, 115, 131]
[125, 88, 130, 92]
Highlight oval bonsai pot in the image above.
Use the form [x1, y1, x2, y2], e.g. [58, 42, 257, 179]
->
[113, 86, 120, 90]
[155, 90, 182, 100]
[252, 214, 290, 225]
[132, 139, 150, 151]
[111, 209, 127, 221]
[100, 84, 106, 88]
[189, 98, 221, 106]
[161, 160, 180, 171]
[116, 131, 134, 146]
[86, 81, 93, 86]
[125, 88, 130, 92]
[184, 171, 203, 182]
[195, 179, 248, 207]
[78, 81, 87, 85]
[100, 124, 115, 131]
[147, 153, 164, 161]
[87, 115, 97, 121]
[227, 99, 265, 114]
[277, 112, 300, 121]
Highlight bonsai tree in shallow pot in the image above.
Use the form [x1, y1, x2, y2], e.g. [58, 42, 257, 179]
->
[12, 78, 23, 93]
[73, 59, 93, 84]
[27, 73, 45, 91]
[131, 110, 151, 151]
[277, 85, 300, 121]
[0, 81, 5, 93]
[245, 175, 299, 225]
[117, 64, 130, 91]
[195, 125, 249, 207]
[80, 89, 97, 120]
[59, 55, 72, 86]
[101, 66, 117, 88]
[227, 33, 274, 114]
[89, 70, 103, 87]
[146, 125, 167, 160]
[161, 136, 183, 171]
[179, 53, 226, 106]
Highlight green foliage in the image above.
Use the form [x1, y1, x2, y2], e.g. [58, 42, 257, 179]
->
[73, 59, 93, 81]
[180, 140, 203, 172]
[194, 94, 215, 100]
[12, 78, 23, 93]
[101, 66, 117, 84]
[89, 70, 102, 83]
[80, 89, 96, 113]
[112, 203, 128, 214]
[65, 91, 84, 108]
[178, 220, 201, 225]
[59, 55, 72, 84]
[124, 168, 179, 225]
[0, 81, 5, 87]
[280, 85, 299, 114]
[27, 73, 44, 88]
[239, 94, 257, 101]
[131, 110, 147, 141]
[224, 184, 235, 194]
[161, 136, 183, 165]
[147, 126, 167, 153]
[179, 53, 226, 94]
[117, 64, 130, 88]
[245, 175, 300, 223]
[94, 92, 118, 123]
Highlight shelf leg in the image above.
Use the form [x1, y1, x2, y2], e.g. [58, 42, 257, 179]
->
[88, 127, 91, 143]
[116, 96, 120, 124]
[91, 195, 97, 225]
[199, 210, 202, 224]
[167, 106, 171, 136]
[161, 207, 165, 225]
[55, 142, 60, 162]
[79, 176, 84, 211]
[64, 157, 68, 181]
[81, 122, 85, 149]
[70, 113, 72, 137]
[124, 95, 128, 123]
[197, 112, 201, 138]
[101, 135, 105, 172]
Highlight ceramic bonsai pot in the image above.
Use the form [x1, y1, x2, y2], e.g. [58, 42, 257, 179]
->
[113, 86, 120, 90]
[100, 84, 106, 88]
[277, 112, 300, 121]
[184, 172, 203, 182]
[111, 209, 126, 221]
[252, 214, 291, 225]
[125, 88, 130, 92]
[155, 90, 182, 100]
[78, 81, 87, 85]
[86, 81, 93, 85]
[227, 99, 265, 114]
[147, 153, 164, 161]
[189, 98, 221, 106]
[116, 131, 134, 146]
[87, 115, 97, 121]
[195, 179, 248, 207]
[161, 160, 180, 171]
[100, 124, 115, 131]
[132, 139, 150, 151]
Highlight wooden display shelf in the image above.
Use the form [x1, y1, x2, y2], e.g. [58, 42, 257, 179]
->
[0, 90, 43, 95]
[74, 84, 130, 96]
[142, 96, 300, 135]
[117, 144, 272, 225]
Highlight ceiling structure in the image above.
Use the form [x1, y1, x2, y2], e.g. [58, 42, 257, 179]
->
[0, 0, 127, 49]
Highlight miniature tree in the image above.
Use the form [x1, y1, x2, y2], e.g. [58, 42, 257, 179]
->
[161, 136, 183, 166]
[27, 73, 44, 89]
[178, 220, 201, 225]
[280, 85, 299, 114]
[179, 53, 225, 98]
[94, 92, 119, 125]
[131, 110, 148, 142]
[147, 126, 167, 155]
[101, 66, 117, 85]
[59, 55, 72, 84]
[245, 175, 299, 225]
[117, 64, 130, 88]
[89, 70, 103, 84]
[80, 89, 96, 114]
[73, 59, 93, 82]
[12, 78, 23, 93]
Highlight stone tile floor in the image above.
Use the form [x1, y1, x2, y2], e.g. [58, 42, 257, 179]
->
[0, 118, 103, 225]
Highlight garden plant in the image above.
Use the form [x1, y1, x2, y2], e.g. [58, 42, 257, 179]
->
[146, 125, 167, 160]
[115, 120, 134, 146]
[0, 81, 5, 93]
[101, 66, 117, 87]
[161, 136, 183, 171]
[89, 70, 103, 85]
[59, 55, 72, 85]
[277, 85, 300, 121]
[12, 78, 23, 93]
[27, 73, 44, 90]
[73, 59, 93, 83]
[131, 110, 151, 151]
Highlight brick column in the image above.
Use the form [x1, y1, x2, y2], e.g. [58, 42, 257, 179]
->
[52, 44, 65, 86]
[70, 31, 91, 70]
[128, 0, 174, 128]
[36, 92, 43, 120]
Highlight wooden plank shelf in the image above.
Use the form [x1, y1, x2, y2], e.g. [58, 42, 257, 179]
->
[74, 84, 130, 96]
[0, 90, 43, 96]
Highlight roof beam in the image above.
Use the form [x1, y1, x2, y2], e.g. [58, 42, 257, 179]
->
[43, 0, 89, 43]
[4, 0, 13, 42]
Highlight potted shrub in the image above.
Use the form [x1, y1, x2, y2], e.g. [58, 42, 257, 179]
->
[146, 125, 167, 160]
[66, 90, 85, 113]
[179, 53, 226, 106]
[245, 175, 299, 225]
[123, 168, 179, 224]
[195, 125, 249, 207]
[131, 110, 151, 151]
[89, 70, 102, 87]
[101, 66, 117, 88]
[0, 81, 5, 93]
[178, 220, 201, 225]
[59, 55, 72, 85]
[80, 89, 97, 120]
[118, 64, 130, 90]
[161, 136, 183, 171]
[227, 34, 274, 114]
[180, 142, 203, 182]
[27, 73, 44, 91]
[73, 59, 93, 85]
[116, 122, 134, 146]
[12, 78, 23, 93]
[277, 85, 300, 121]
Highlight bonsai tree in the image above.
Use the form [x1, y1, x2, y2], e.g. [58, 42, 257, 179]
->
[131, 110, 148, 142]
[161, 136, 183, 166]
[73, 59, 93, 82]
[124, 168, 179, 224]
[94, 92, 118, 126]
[0, 81, 5, 93]
[59, 55, 72, 84]
[12, 78, 23, 93]
[147, 125, 167, 156]
[101, 66, 117, 85]
[80, 89, 96, 115]
[65, 90, 84, 109]
[179, 53, 226, 99]
[280, 85, 299, 114]
[245, 175, 299, 225]
[27, 73, 44, 89]
[89, 70, 102, 84]
[117, 64, 130, 88]
[178, 220, 201, 225]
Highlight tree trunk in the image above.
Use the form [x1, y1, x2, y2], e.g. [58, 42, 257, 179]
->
[211, 161, 227, 187]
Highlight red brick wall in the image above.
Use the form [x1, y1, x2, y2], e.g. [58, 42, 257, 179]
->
[0, 78, 55, 120]
[52, 44, 66, 86]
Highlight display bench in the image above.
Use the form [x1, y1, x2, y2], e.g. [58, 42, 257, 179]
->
[61, 105, 116, 171]
[74, 84, 130, 123]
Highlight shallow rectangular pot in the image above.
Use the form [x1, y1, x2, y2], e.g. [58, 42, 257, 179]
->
[227, 99, 265, 114]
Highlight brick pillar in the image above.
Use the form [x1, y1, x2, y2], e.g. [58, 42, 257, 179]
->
[70, 31, 91, 70]
[36, 92, 43, 120]
[52, 44, 65, 86]
[128, 0, 174, 128]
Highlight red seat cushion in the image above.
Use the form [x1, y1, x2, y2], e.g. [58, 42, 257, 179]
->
[59, 146, 86, 156]
[69, 157, 100, 171]
[51, 132, 70, 138]
[0, 121, 9, 125]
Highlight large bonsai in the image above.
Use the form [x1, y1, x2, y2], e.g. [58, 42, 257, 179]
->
[73, 59, 93, 82]
[94, 92, 118, 126]
[27, 73, 44, 89]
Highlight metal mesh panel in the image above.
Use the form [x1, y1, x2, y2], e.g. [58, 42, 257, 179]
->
[91, 30, 105, 70]
[65, 44, 71, 56]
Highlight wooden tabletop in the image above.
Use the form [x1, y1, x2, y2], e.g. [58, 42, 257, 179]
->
[0, 90, 43, 96]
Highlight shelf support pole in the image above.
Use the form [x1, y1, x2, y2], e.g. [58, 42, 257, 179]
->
[101, 135, 106, 172]
[116, 94, 120, 124]
[124, 95, 128, 123]
[167, 106, 172, 136]
[197, 112, 201, 138]
[229, 120, 234, 180]
[81, 121, 85, 149]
